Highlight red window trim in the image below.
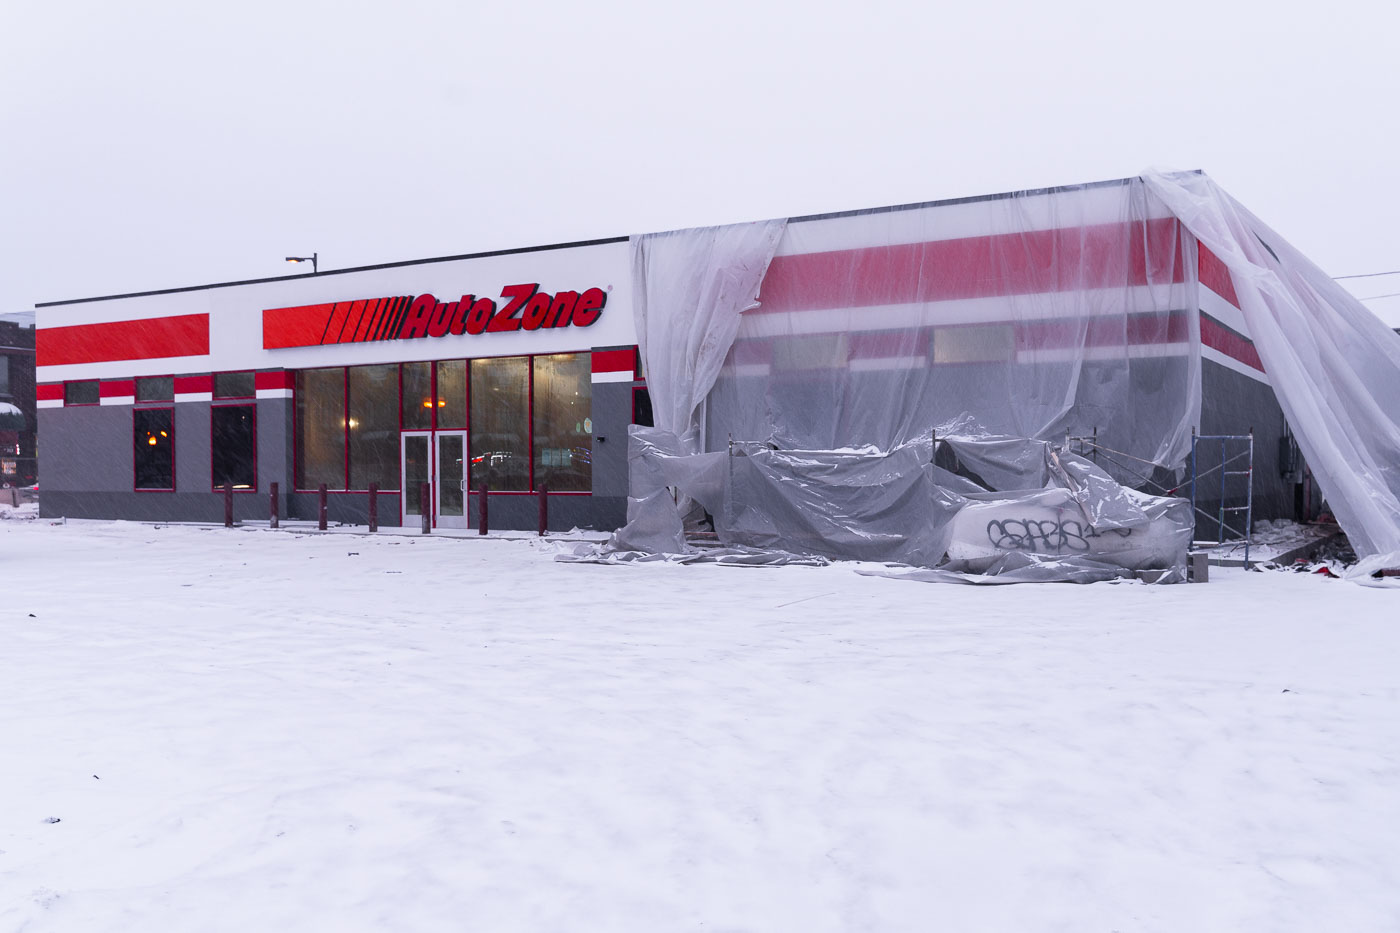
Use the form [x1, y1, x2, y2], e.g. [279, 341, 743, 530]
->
[210, 402, 258, 493]
[213, 369, 258, 400]
[64, 379, 101, 406]
[132, 406, 176, 492]
[134, 373, 176, 405]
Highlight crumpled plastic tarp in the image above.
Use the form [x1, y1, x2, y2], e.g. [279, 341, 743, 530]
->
[1144, 170, 1400, 579]
[600, 419, 1191, 583]
[590, 171, 1400, 583]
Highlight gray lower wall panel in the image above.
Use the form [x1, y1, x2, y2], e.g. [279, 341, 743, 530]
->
[39, 406, 132, 493]
[42, 490, 275, 523]
[283, 491, 625, 531]
[589, 381, 637, 499]
[1199, 359, 1293, 525]
[42, 489, 626, 532]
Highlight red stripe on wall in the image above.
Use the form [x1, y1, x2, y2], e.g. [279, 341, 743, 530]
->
[326, 302, 354, 344]
[1197, 243, 1241, 309]
[263, 303, 336, 350]
[100, 379, 135, 398]
[344, 299, 371, 344]
[1200, 314, 1263, 371]
[38, 314, 210, 366]
[357, 298, 385, 343]
[591, 348, 635, 373]
[174, 374, 213, 394]
[37, 384, 64, 401]
[255, 370, 294, 391]
[755, 218, 1186, 314]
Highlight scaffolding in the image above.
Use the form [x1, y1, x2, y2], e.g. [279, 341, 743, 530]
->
[1189, 430, 1255, 567]
[1065, 428, 1255, 568]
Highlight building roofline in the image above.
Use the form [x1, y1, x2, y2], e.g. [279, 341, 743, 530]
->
[36, 172, 1195, 309]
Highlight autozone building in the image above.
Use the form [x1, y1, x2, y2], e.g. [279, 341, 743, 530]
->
[36, 176, 1304, 533]
[37, 238, 645, 529]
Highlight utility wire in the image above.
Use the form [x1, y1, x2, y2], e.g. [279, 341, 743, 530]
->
[1334, 270, 1400, 280]
[1357, 291, 1400, 302]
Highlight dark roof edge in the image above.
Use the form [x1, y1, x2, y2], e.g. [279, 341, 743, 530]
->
[787, 175, 1141, 224]
[36, 235, 630, 308]
[38, 171, 1202, 309]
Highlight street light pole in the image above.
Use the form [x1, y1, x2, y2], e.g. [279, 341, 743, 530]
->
[285, 252, 318, 274]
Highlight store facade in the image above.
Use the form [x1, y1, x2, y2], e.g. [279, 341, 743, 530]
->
[36, 237, 646, 529]
[41, 171, 1387, 555]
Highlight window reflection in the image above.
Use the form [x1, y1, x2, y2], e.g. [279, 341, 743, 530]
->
[469, 357, 529, 491]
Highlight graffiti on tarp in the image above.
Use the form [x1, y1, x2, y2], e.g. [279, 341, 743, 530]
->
[986, 518, 1133, 553]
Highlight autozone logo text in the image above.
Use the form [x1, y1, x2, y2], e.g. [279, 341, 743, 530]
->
[263, 284, 607, 350]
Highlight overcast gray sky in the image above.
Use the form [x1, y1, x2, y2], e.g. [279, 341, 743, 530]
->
[4, 0, 1398, 324]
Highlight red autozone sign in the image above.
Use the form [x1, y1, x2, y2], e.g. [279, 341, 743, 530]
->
[262, 284, 607, 350]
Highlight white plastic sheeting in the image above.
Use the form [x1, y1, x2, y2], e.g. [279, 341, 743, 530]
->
[613, 419, 1192, 582]
[705, 179, 1200, 475]
[628, 220, 786, 541]
[606, 172, 1400, 582]
[607, 181, 1201, 581]
[1145, 170, 1400, 578]
[631, 220, 787, 447]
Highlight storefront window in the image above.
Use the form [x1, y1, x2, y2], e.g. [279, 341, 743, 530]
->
[214, 371, 256, 399]
[402, 361, 432, 431]
[296, 368, 344, 489]
[211, 405, 256, 489]
[134, 408, 174, 489]
[436, 360, 466, 429]
[291, 352, 596, 500]
[348, 364, 399, 490]
[532, 353, 591, 492]
[65, 380, 99, 405]
[470, 356, 529, 491]
[136, 376, 174, 402]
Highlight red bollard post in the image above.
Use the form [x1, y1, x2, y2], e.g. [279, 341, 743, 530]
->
[367, 482, 378, 533]
[270, 481, 279, 529]
[477, 482, 489, 535]
[538, 482, 548, 536]
[420, 482, 432, 534]
[318, 483, 328, 531]
[224, 482, 234, 527]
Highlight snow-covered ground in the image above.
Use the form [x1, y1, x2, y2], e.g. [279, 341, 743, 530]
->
[2, 520, 1397, 932]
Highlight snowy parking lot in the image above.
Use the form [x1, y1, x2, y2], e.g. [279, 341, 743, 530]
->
[2, 518, 1398, 931]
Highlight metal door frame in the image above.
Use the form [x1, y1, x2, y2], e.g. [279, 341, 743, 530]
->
[400, 431, 433, 527]
[434, 431, 468, 529]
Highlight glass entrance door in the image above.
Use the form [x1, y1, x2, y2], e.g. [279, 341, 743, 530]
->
[401, 431, 468, 529]
[401, 432, 431, 527]
[435, 432, 467, 529]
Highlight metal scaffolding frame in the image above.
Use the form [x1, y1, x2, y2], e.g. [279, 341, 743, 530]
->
[1065, 427, 1256, 569]
[1189, 429, 1255, 567]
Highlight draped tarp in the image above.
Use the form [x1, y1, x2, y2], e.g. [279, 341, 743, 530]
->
[599, 171, 1400, 583]
[704, 178, 1201, 478]
[1144, 170, 1400, 579]
[622, 219, 786, 543]
[605, 419, 1192, 582]
[631, 219, 787, 447]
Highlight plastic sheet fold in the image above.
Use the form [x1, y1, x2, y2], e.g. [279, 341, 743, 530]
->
[601, 421, 1191, 583]
[1144, 170, 1400, 575]
[593, 171, 1400, 582]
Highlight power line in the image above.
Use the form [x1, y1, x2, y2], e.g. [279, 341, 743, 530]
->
[1334, 270, 1400, 280]
[1357, 291, 1400, 301]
